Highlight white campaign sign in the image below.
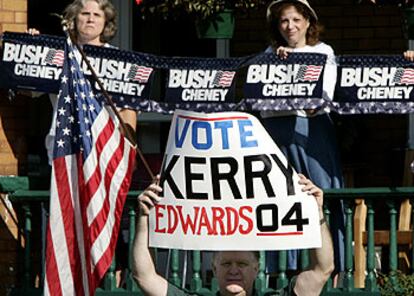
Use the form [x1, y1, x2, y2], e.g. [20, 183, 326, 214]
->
[149, 109, 321, 250]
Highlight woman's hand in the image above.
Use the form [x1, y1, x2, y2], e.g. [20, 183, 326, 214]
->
[403, 50, 414, 62]
[26, 28, 40, 35]
[137, 175, 162, 216]
[276, 46, 293, 60]
[298, 173, 323, 209]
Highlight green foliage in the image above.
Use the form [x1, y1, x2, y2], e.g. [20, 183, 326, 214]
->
[377, 271, 414, 296]
[137, 0, 267, 20]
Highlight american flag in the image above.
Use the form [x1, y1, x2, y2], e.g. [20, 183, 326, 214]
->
[44, 48, 64, 66]
[295, 65, 323, 82]
[212, 70, 236, 87]
[127, 64, 153, 83]
[393, 67, 414, 85]
[44, 34, 136, 295]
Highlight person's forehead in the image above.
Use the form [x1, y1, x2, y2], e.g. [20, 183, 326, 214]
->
[280, 5, 301, 15]
[81, 0, 102, 10]
[216, 251, 256, 261]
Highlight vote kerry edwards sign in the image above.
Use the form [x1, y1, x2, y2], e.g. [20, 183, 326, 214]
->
[148, 109, 321, 251]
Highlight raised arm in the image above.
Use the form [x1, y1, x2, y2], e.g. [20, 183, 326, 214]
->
[131, 177, 169, 296]
[293, 174, 335, 296]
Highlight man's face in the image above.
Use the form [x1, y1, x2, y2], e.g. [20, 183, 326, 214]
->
[212, 251, 259, 296]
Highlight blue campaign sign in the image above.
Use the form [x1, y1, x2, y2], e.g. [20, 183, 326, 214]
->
[0, 32, 155, 111]
[334, 55, 414, 114]
[3, 32, 414, 114]
[0, 32, 64, 93]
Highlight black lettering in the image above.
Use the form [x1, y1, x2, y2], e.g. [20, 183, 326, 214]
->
[270, 154, 295, 196]
[185, 157, 208, 200]
[159, 154, 183, 199]
[244, 154, 275, 198]
[210, 157, 241, 200]
[256, 204, 278, 232]
[281, 202, 309, 231]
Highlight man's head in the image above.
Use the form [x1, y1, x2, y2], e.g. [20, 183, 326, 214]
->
[211, 251, 259, 296]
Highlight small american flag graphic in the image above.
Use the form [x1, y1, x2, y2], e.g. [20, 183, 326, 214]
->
[127, 64, 153, 83]
[212, 71, 236, 87]
[393, 68, 414, 85]
[295, 65, 323, 82]
[44, 48, 64, 66]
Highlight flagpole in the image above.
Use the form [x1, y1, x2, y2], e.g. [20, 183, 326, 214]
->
[58, 17, 155, 180]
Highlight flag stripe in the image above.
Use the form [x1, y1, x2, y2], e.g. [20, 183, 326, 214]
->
[88, 138, 126, 245]
[91, 146, 136, 284]
[45, 224, 63, 296]
[85, 117, 121, 225]
[90, 139, 129, 266]
[50, 157, 86, 296]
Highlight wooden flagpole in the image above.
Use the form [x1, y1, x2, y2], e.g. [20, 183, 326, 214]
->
[58, 17, 155, 180]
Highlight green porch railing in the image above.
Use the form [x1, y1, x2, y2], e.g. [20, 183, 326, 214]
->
[4, 185, 414, 295]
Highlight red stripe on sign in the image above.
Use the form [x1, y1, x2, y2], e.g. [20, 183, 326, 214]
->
[178, 115, 249, 121]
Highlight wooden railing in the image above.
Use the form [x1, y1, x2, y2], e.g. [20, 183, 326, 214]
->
[4, 184, 414, 295]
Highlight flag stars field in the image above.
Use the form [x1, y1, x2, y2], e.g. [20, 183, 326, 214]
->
[62, 127, 71, 136]
[57, 139, 64, 148]
[58, 107, 66, 116]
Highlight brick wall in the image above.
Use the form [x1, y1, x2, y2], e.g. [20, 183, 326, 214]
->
[0, 0, 28, 294]
[0, 0, 28, 176]
[0, 0, 27, 34]
[233, 1, 407, 56]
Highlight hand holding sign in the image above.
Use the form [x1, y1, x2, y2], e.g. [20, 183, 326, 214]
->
[138, 175, 162, 216]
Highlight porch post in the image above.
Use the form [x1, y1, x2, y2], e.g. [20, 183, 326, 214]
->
[111, 0, 133, 51]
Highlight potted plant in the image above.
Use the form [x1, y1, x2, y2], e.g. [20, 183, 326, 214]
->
[135, 0, 267, 39]
[377, 271, 414, 296]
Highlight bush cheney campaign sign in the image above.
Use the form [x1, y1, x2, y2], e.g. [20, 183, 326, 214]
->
[165, 67, 237, 104]
[244, 53, 325, 98]
[5, 32, 414, 114]
[0, 32, 155, 107]
[149, 109, 321, 251]
[334, 55, 414, 114]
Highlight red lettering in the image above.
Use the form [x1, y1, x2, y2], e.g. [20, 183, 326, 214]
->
[176, 205, 200, 234]
[225, 207, 239, 235]
[211, 207, 226, 235]
[197, 207, 215, 235]
[239, 206, 254, 234]
[155, 204, 166, 233]
[156, 204, 254, 237]
[167, 205, 179, 234]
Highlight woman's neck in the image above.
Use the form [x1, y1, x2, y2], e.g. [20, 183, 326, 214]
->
[287, 40, 307, 48]
[78, 37, 103, 47]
